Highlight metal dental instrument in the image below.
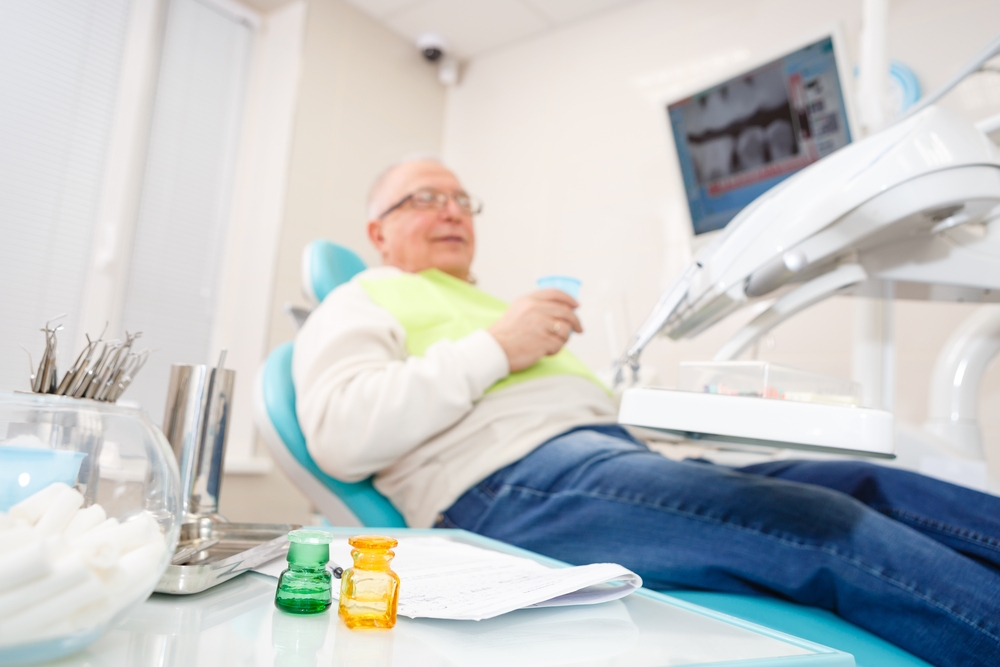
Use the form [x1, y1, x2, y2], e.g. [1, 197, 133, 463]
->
[34, 319, 64, 394]
[90, 336, 134, 400]
[84, 341, 121, 399]
[94, 332, 144, 401]
[20, 345, 36, 390]
[26, 321, 149, 402]
[107, 349, 151, 402]
[55, 335, 96, 396]
[65, 338, 101, 397]
[74, 341, 114, 399]
[612, 263, 698, 386]
[57, 322, 111, 397]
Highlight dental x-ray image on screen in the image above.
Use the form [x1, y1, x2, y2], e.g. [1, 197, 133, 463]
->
[669, 37, 853, 235]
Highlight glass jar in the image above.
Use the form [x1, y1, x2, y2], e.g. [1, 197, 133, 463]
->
[338, 535, 400, 629]
[275, 529, 334, 614]
[0, 391, 182, 664]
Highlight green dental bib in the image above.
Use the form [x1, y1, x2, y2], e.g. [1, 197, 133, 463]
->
[360, 269, 606, 395]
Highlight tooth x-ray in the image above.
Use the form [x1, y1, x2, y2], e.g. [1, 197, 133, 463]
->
[684, 65, 797, 184]
[668, 37, 852, 235]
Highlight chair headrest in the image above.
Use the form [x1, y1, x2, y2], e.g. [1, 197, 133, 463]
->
[302, 241, 367, 305]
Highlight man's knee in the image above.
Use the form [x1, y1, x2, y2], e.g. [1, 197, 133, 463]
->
[742, 459, 890, 504]
[728, 472, 871, 543]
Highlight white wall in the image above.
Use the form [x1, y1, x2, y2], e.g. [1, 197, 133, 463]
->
[266, 0, 447, 349]
[442, 0, 1000, 472]
[221, 0, 447, 523]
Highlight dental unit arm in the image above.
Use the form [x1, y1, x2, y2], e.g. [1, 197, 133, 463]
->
[617, 33, 1000, 382]
[613, 30, 1000, 458]
[617, 104, 1000, 383]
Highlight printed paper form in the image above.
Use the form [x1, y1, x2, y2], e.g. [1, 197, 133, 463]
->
[254, 535, 641, 621]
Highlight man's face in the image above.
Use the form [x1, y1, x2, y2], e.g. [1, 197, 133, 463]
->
[367, 162, 476, 281]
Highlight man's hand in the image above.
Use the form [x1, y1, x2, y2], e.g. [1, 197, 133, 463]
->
[488, 289, 583, 372]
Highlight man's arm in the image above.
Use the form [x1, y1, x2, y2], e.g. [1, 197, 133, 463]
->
[294, 277, 583, 482]
[294, 281, 510, 481]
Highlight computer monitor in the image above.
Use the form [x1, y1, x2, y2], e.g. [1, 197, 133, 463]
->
[668, 35, 856, 235]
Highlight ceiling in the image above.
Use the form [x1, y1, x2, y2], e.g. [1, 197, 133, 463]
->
[341, 0, 648, 60]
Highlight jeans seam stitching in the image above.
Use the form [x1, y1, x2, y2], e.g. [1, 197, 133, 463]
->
[500, 483, 1000, 643]
[466, 485, 504, 533]
[473, 483, 498, 502]
[874, 505, 1000, 551]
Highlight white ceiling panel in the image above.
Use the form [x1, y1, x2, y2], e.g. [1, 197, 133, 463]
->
[524, 0, 637, 24]
[342, 0, 422, 19]
[342, 0, 649, 61]
[384, 0, 550, 59]
[238, 0, 291, 12]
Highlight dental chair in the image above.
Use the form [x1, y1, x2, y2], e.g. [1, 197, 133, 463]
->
[252, 240, 928, 665]
[253, 240, 406, 528]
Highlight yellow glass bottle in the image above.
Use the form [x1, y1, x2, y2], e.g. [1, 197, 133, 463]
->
[338, 535, 400, 629]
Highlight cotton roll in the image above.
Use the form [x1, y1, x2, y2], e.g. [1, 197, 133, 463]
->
[0, 526, 32, 557]
[0, 573, 106, 641]
[63, 504, 107, 540]
[0, 541, 52, 594]
[0, 557, 88, 619]
[71, 536, 121, 572]
[0, 487, 169, 647]
[70, 517, 120, 551]
[107, 538, 166, 596]
[8, 483, 69, 526]
[33, 486, 85, 537]
[114, 512, 159, 553]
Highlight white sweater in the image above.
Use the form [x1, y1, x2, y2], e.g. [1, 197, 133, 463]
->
[292, 266, 618, 527]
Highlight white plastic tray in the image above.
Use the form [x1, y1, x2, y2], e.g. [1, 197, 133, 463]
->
[619, 388, 895, 457]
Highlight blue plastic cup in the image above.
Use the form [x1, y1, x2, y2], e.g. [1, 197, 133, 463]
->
[0, 446, 87, 511]
[536, 275, 581, 300]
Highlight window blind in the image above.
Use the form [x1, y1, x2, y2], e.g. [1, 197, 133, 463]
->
[120, 0, 254, 418]
[0, 0, 131, 392]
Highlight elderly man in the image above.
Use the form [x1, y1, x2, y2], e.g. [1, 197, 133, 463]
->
[294, 158, 1000, 667]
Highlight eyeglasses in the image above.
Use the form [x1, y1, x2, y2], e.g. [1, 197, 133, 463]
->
[378, 188, 484, 219]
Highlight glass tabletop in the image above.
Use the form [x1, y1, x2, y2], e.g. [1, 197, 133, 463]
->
[34, 529, 852, 667]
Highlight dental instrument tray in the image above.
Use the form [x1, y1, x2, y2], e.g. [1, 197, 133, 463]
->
[156, 520, 300, 594]
[618, 385, 894, 458]
[679, 361, 863, 406]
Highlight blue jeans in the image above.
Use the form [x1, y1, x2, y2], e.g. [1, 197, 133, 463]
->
[437, 426, 1000, 667]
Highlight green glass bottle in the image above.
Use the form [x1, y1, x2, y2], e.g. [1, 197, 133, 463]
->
[275, 530, 335, 614]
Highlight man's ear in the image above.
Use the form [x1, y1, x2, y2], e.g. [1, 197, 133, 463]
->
[367, 219, 385, 253]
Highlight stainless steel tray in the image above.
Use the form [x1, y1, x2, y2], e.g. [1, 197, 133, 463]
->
[155, 521, 299, 595]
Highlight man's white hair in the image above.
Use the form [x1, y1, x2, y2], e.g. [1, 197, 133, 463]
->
[367, 153, 445, 219]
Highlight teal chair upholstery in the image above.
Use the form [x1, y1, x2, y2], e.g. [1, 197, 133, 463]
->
[301, 240, 367, 306]
[253, 241, 406, 527]
[670, 592, 931, 667]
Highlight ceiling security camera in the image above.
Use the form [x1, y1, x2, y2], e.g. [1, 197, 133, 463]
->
[416, 32, 447, 62]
